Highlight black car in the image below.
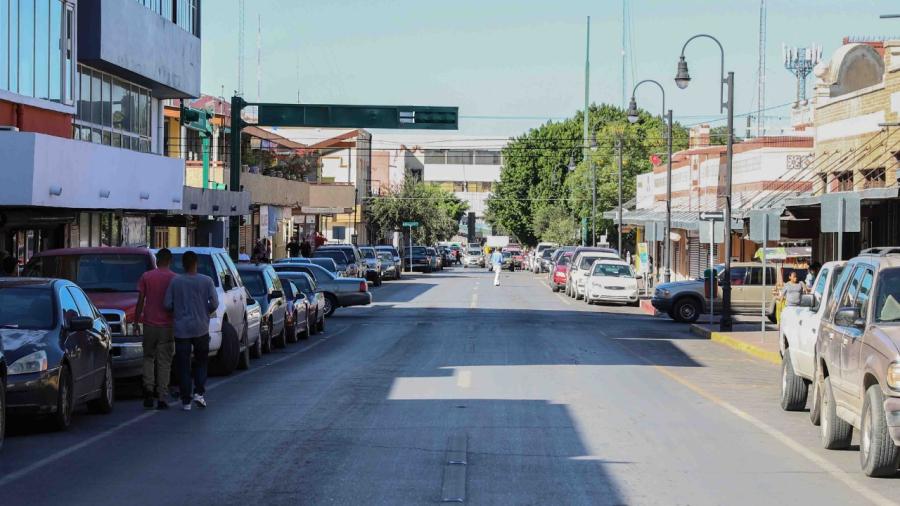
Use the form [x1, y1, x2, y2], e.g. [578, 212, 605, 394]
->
[280, 280, 310, 341]
[2, 278, 114, 430]
[402, 246, 432, 273]
[313, 249, 351, 277]
[278, 272, 326, 334]
[236, 264, 288, 351]
[317, 245, 366, 278]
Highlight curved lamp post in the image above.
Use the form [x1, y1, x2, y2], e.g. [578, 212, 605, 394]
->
[674, 34, 735, 331]
[626, 79, 673, 284]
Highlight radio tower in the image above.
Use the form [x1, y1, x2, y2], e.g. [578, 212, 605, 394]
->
[237, 0, 245, 96]
[783, 44, 822, 102]
[756, 0, 766, 137]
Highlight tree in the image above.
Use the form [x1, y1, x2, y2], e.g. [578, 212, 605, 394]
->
[708, 125, 743, 146]
[365, 175, 469, 245]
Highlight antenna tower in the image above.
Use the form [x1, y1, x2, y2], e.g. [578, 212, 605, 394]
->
[238, 0, 245, 96]
[257, 14, 262, 102]
[756, 0, 766, 137]
[783, 44, 822, 102]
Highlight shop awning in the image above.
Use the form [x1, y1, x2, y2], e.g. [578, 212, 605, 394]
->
[753, 246, 812, 261]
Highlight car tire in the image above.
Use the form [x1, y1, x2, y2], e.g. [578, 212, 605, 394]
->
[287, 320, 298, 344]
[375, 274, 382, 287]
[308, 314, 317, 336]
[213, 321, 240, 376]
[274, 325, 287, 349]
[250, 326, 263, 359]
[780, 349, 808, 411]
[87, 358, 115, 414]
[820, 377, 853, 450]
[53, 364, 74, 431]
[809, 367, 823, 426]
[237, 322, 251, 370]
[552, 285, 560, 293]
[262, 324, 273, 354]
[672, 298, 701, 323]
[317, 313, 325, 333]
[630, 300, 640, 307]
[324, 294, 338, 317]
[860, 385, 900, 477]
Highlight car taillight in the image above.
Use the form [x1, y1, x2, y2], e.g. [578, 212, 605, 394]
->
[359, 281, 368, 292]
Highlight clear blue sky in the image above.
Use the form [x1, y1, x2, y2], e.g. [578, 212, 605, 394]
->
[201, 0, 900, 140]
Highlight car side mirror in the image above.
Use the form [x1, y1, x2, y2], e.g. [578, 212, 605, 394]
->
[246, 296, 257, 305]
[269, 290, 283, 300]
[799, 294, 814, 308]
[834, 307, 862, 328]
[68, 315, 93, 332]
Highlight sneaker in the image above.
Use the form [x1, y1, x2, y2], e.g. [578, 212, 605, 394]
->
[156, 399, 169, 410]
[182, 402, 192, 411]
[193, 394, 207, 409]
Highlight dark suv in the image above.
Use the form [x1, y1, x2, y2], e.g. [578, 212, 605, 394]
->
[814, 247, 900, 477]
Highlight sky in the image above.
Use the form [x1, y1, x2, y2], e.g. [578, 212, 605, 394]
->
[201, 0, 900, 143]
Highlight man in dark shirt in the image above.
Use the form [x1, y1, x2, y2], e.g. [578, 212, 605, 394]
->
[287, 236, 301, 258]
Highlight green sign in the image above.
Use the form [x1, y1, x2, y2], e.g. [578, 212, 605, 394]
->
[403, 221, 419, 227]
[257, 104, 458, 130]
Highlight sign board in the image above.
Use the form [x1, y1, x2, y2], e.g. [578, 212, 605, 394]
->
[748, 209, 781, 243]
[402, 221, 419, 227]
[259, 205, 270, 238]
[821, 193, 861, 233]
[257, 104, 459, 130]
[637, 243, 649, 274]
[645, 221, 665, 241]
[699, 210, 725, 221]
[699, 220, 726, 244]
[301, 206, 349, 215]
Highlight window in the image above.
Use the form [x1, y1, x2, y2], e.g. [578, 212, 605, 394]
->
[447, 150, 473, 164]
[424, 150, 446, 164]
[835, 171, 853, 192]
[747, 267, 776, 286]
[474, 150, 502, 165]
[728, 267, 748, 285]
[1, 0, 74, 104]
[813, 268, 830, 299]
[132, 0, 198, 36]
[874, 268, 900, 323]
[0, 287, 54, 329]
[332, 226, 346, 240]
[239, 271, 266, 297]
[68, 286, 95, 318]
[74, 65, 152, 153]
[838, 267, 864, 310]
[25, 254, 152, 292]
[857, 270, 874, 321]
[57, 286, 79, 323]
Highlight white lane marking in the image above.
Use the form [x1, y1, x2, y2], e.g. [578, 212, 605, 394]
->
[556, 293, 572, 306]
[0, 324, 355, 487]
[469, 292, 478, 309]
[650, 365, 897, 506]
[456, 370, 472, 389]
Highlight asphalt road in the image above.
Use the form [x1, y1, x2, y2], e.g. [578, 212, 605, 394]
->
[1, 266, 898, 505]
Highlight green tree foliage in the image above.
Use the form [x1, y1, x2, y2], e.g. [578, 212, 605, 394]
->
[708, 125, 743, 146]
[487, 104, 689, 246]
[366, 175, 469, 244]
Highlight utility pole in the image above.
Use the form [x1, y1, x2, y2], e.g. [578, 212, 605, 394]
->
[583, 16, 592, 245]
[617, 138, 624, 254]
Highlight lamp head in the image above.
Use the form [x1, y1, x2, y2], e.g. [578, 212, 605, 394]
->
[626, 97, 640, 124]
[675, 56, 691, 89]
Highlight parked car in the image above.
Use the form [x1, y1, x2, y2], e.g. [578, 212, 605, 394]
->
[585, 259, 640, 306]
[532, 242, 558, 273]
[377, 250, 401, 280]
[281, 280, 311, 342]
[272, 263, 370, 316]
[275, 256, 342, 276]
[566, 248, 621, 300]
[374, 245, 401, 266]
[0, 335, 5, 449]
[538, 248, 557, 273]
[359, 247, 384, 286]
[651, 262, 808, 323]
[2, 278, 114, 430]
[317, 245, 366, 278]
[813, 247, 900, 477]
[168, 248, 251, 373]
[313, 249, 351, 277]
[403, 246, 432, 273]
[236, 263, 288, 350]
[245, 293, 263, 358]
[503, 246, 525, 270]
[779, 261, 845, 420]
[549, 251, 574, 292]
[278, 272, 325, 334]
[25, 247, 155, 378]
[427, 247, 442, 271]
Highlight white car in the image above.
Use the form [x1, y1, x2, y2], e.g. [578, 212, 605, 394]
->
[532, 243, 557, 273]
[585, 259, 640, 306]
[569, 251, 621, 299]
[779, 261, 845, 423]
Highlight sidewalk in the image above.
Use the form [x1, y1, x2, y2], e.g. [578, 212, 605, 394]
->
[689, 323, 781, 365]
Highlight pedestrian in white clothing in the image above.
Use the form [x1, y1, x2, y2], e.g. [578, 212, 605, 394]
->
[490, 248, 504, 286]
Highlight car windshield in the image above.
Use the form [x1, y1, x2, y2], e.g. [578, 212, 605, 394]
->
[170, 254, 218, 286]
[283, 275, 314, 293]
[593, 263, 633, 277]
[874, 268, 900, 323]
[25, 254, 151, 292]
[314, 250, 348, 264]
[362, 249, 376, 259]
[558, 255, 571, 266]
[467, 249, 481, 255]
[0, 287, 55, 330]
[542, 249, 555, 259]
[239, 271, 267, 297]
[378, 252, 393, 261]
[408, 247, 427, 256]
[578, 255, 601, 270]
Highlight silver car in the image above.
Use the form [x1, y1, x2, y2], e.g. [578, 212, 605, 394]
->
[377, 251, 401, 280]
[272, 263, 371, 317]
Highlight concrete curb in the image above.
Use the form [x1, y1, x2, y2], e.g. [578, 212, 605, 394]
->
[639, 299, 659, 316]
[689, 324, 781, 366]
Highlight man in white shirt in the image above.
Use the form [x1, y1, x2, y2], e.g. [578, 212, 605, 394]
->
[490, 248, 504, 286]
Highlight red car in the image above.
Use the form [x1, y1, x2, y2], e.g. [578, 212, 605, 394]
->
[550, 252, 574, 292]
[503, 247, 525, 270]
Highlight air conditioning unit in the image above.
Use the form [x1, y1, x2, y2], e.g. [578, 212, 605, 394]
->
[0, 125, 20, 132]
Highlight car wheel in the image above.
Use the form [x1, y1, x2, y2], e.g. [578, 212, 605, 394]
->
[860, 385, 900, 477]
[324, 294, 338, 317]
[87, 358, 115, 414]
[262, 324, 273, 354]
[809, 366, 823, 426]
[299, 314, 311, 340]
[375, 274, 382, 287]
[274, 325, 288, 349]
[780, 349, 808, 411]
[213, 321, 240, 375]
[820, 377, 853, 450]
[53, 364, 74, 431]
[630, 300, 640, 307]
[308, 313, 318, 336]
[250, 325, 263, 359]
[317, 313, 325, 333]
[672, 298, 700, 323]
[237, 322, 251, 370]
[552, 285, 560, 293]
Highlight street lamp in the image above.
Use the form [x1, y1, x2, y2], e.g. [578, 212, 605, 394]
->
[674, 33, 735, 331]
[627, 79, 673, 283]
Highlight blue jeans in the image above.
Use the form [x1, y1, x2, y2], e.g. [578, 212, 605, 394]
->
[175, 335, 210, 405]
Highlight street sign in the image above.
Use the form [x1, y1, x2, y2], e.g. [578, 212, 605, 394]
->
[748, 209, 781, 243]
[402, 221, 419, 227]
[257, 104, 459, 130]
[699, 220, 725, 244]
[645, 221, 665, 242]
[699, 211, 725, 221]
[820, 193, 861, 233]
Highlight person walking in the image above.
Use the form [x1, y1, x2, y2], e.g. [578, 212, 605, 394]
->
[287, 236, 301, 258]
[300, 238, 312, 258]
[490, 248, 503, 286]
[164, 251, 219, 411]
[134, 248, 177, 410]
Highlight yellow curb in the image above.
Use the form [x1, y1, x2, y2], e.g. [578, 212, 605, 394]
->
[709, 331, 781, 366]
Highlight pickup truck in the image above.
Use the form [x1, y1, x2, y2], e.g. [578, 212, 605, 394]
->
[779, 261, 844, 423]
